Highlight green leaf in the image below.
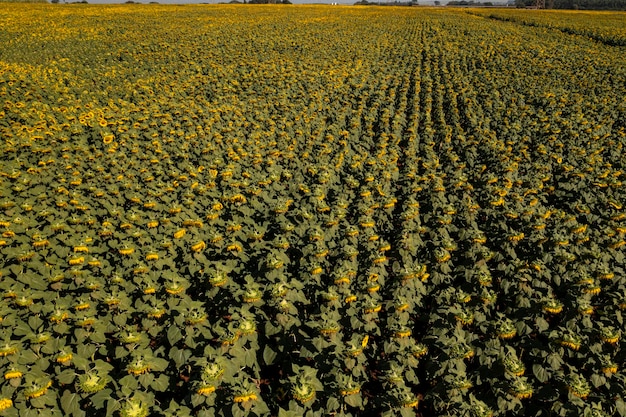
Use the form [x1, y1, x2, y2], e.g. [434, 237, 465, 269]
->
[313, 337, 325, 352]
[191, 394, 206, 407]
[115, 346, 130, 360]
[262, 345, 276, 365]
[138, 372, 155, 388]
[535, 317, 549, 332]
[232, 404, 245, 417]
[264, 322, 281, 337]
[106, 399, 120, 416]
[53, 322, 70, 334]
[119, 375, 139, 396]
[94, 359, 115, 373]
[344, 393, 362, 408]
[326, 396, 340, 411]
[28, 316, 44, 331]
[17, 348, 39, 365]
[77, 343, 97, 359]
[533, 364, 549, 383]
[113, 313, 127, 327]
[616, 399, 626, 417]
[61, 390, 81, 416]
[57, 369, 76, 385]
[30, 395, 48, 409]
[24, 410, 42, 417]
[167, 326, 183, 345]
[590, 373, 605, 388]
[244, 348, 256, 367]
[252, 399, 270, 415]
[90, 329, 107, 344]
[278, 408, 295, 417]
[72, 354, 90, 370]
[169, 347, 191, 368]
[546, 353, 563, 370]
[91, 389, 112, 409]
[74, 329, 90, 342]
[152, 357, 169, 371]
[151, 374, 170, 392]
[400, 408, 415, 417]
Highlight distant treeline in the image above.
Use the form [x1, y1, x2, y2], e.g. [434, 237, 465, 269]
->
[447, 1, 497, 5]
[244, 0, 292, 3]
[515, 0, 626, 8]
[224, 0, 292, 3]
[354, 0, 419, 4]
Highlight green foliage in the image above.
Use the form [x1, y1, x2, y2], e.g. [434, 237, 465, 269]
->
[0, 4, 625, 417]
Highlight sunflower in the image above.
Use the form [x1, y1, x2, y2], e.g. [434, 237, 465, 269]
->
[119, 397, 150, 417]
[78, 371, 110, 393]
[4, 368, 23, 380]
[0, 342, 19, 357]
[127, 359, 151, 376]
[566, 373, 590, 399]
[509, 378, 533, 399]
[196, 385, 216, 396]
[191, 241, 206, 252]
[0, 398, 12, 411]
[233, 393, 258, 403]
[24, 379, 53, 399]
[292, 382, 316, 403]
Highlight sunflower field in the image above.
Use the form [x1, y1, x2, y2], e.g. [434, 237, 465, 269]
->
[0, 4, 625, 417]
[468, 9, 626, 46]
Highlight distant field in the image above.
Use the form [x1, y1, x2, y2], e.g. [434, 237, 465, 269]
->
[0, 5, 625, 417]
[469, 8, 626, 45]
